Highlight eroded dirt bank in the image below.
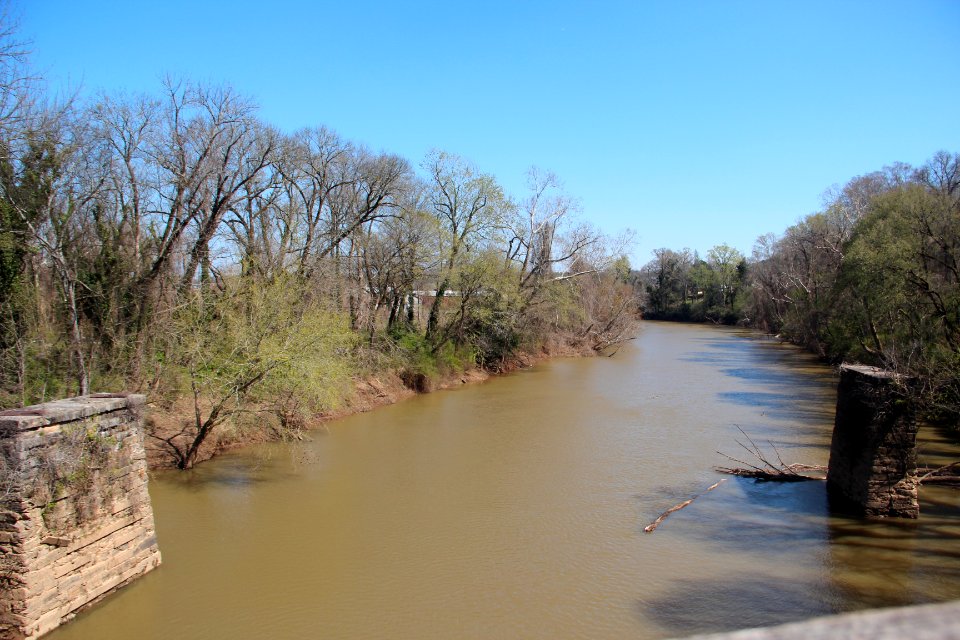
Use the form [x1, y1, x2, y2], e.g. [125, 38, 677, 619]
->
[143, 340, 596, 470]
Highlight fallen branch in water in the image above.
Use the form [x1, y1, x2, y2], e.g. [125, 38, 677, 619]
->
[715, 426, 825, 482]
[917, 462, 960, 485]
[643, 479, 726, 533]
[920, 476, 960, 485]
[715, 461, 827, 482]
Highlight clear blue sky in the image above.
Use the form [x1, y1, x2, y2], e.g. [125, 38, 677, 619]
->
[18, 1, 960, 267]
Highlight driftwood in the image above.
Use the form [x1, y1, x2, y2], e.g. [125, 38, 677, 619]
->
[921, 476, 960, 485]
[715, 463, 827, 481]
[643, 479, 726, 533]
[715, 426, 826, 482]
[645, 435, 960, 537]
[716, 428, 960, 488]
[918, 463, 960, 486]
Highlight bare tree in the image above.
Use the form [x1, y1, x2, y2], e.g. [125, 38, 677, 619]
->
[505, 168, 600, 301]
[176, 90, 276, 293]
[422, 150, 506, 345]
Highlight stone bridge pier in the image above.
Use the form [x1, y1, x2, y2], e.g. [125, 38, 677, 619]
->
[0, 394, 161, 639]
[827, 364, 919, 518]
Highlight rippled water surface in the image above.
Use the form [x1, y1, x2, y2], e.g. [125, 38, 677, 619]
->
[49, 321, 960, 639]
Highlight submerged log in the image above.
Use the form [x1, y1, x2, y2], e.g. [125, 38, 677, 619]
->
[643, 479, 726, 533]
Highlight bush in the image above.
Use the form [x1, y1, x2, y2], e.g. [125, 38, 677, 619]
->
[153, 274, 356, 468]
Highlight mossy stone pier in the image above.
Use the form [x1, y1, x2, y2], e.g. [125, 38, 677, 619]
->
[0, 394, 161, 639]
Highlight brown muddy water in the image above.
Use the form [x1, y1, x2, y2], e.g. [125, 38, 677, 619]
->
[48, 321, 960, 639]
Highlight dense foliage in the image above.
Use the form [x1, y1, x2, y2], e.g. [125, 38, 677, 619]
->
[639, 152, 960, 421]
[0, 23, 638, 467]
[637, 243, 747, 324]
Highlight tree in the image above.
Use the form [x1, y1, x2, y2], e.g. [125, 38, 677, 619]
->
[355, 206, 434, 339]
[0, 4, 34, 140]
[422, 150, 507, 347]
[740, 151, 959, 420]
[640, 247, 693, 317]
[838, 181, 959, 416]
[706, 243, 745, 314]
[0, 53, 649, 453]
[10, 109, 110, 396]
[576, 260, 640, 351]
[155, 274, 355, 469]
[0, 6, 45, 403]
[505, 168, 597, 301]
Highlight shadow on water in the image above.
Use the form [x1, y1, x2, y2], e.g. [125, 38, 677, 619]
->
[604, 329, 956, 634]
[827, 509, 960, 557]
[683, 345, 812, 365]
[680, 333, 838, 431]
[824, 509, 960, 610]
[718, 365, 831, 392]
[641, 329, 960, 626]
[640, 577, 838, 636]
[716, 390, 834, 424]
[682, 334, 835, 380]
[641, 477, 960, 635]
[916, 423, 960, 467]
[736, 476, 829, 517]
[650, 478, 832, 554]
[680, 351, 757, 368]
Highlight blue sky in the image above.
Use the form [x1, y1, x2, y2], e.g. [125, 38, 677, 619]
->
[18, 1, 960, 267]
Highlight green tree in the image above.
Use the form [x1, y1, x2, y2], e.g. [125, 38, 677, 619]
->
[155, 275, 355, 469]
[640, 247, 693, 318]
[838, 180, 959, 416]
[706, 244, 744, 311]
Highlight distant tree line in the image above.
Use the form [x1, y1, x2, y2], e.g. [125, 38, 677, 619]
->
[638, 151, 960, 421]
[637, 243, 747, 324]
[0, 19, 637, 467]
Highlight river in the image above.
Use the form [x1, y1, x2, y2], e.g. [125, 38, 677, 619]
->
[48, 321, 960, 639]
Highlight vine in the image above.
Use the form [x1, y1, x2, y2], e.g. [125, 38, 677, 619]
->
[32, 422, 118, 531]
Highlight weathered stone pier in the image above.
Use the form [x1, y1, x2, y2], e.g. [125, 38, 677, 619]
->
[827, 364, 919, 518]
[0, 394, 161, 639]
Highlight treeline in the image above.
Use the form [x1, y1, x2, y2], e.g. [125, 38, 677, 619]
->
[636, 243, 747, 324]
[0, 24, 637, 467]
[639, 151, 960, 421]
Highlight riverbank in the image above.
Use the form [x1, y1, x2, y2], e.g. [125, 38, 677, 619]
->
[142, 337, 597, 470]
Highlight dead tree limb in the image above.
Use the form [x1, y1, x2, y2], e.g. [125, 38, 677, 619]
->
[918, 462, 960, 485]
[643, 479, 726, 533]
[715, 425, 826, 482]
[920, 476, 960, 485]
